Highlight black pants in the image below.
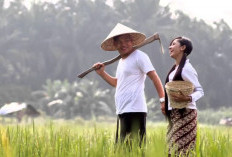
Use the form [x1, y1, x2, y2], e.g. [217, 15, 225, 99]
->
[118, 112, 147, 145]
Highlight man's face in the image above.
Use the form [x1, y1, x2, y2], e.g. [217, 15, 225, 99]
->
[114, 34, 134, 58]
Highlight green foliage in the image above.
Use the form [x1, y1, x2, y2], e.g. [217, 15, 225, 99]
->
[0, 84, 31, 105]
[32, 79, 115, 119]
[198, 107, 232, 125]
[0, 0, 232, 111]
[0, 122, 231, 157]
[147, 98, 165, 122]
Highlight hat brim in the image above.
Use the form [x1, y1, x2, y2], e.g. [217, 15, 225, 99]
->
[101, 32, 146, 51]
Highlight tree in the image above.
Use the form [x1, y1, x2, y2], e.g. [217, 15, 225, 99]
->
[32, 79, 115, 119]
[0, 0, 232, 112]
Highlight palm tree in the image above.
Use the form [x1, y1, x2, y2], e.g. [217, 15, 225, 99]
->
[32, 79, 115, 119]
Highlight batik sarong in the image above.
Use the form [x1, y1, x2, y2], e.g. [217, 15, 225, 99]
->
[167, 108, 197, 155]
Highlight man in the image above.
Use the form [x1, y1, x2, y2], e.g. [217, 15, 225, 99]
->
[93, 23, 165, 144]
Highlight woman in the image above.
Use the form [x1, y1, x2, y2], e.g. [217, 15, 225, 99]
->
[163, 37, 204, 156]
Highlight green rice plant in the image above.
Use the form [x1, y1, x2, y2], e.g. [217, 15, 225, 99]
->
[0, 121, 231, 157]
[196, 125, 232, 157]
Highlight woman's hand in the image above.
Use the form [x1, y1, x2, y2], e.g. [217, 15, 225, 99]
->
[170, 90, 192, 102]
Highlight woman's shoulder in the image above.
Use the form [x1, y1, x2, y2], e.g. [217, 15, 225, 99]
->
[183, 60, 197, 74]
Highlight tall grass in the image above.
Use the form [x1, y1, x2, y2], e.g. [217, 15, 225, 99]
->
[0, 121, 231, 157]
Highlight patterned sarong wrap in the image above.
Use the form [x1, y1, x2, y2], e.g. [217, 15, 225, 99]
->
[167, 108, 197, 155]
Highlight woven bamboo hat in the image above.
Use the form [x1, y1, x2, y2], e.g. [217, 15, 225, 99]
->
[165, 81, 194, 109]
[101, 23, 146, 51]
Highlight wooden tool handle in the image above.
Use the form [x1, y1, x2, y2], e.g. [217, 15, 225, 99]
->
[77, 33, 162, 78]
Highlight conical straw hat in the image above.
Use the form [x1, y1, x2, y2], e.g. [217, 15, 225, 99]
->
[101, 23, 146, 51]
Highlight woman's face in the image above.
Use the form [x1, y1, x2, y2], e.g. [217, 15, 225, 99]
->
[169, 39, 184, 59]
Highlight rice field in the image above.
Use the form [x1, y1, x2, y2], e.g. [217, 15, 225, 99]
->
[0, 120, 231, 157]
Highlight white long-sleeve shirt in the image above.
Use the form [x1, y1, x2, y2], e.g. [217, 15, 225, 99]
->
[168, 59, 204, 110]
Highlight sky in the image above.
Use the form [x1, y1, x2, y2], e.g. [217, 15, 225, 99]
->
[4, 0, 232, 28]
[159, 0, 232, 28]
